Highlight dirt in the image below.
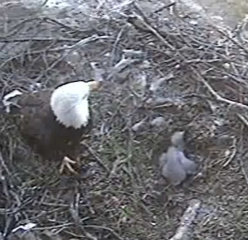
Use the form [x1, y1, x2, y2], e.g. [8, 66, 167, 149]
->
[195, 0, 248, 28]
[1, 1, 248, 240]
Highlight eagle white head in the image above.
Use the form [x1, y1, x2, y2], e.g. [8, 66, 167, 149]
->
[50, 81, 99, 129]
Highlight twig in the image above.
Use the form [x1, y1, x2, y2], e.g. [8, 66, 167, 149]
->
[196, 71, 248, 111]
[0, 18, 40, 38]
[81, 142, 110, 173]
[34, 222, 74, 231]
[107, 57, 140, 80]
[109, 157, 127, 177]
[35, 35, 111, 82]
[237, 152, 248, 189]
[237, 113, 248, 128]
[44, 17, 102, 35]
[1, 35, 111, 70]
[127, 14, 177, 50]
[0, 42, 93, 70]
[154, 2, 176, 14]
[222, 138, 237, 167]
[127, 14, 248, 111]
[169, 199, 201, 240]
[209, 23, 248, 57]
[90, 62, 105, 82]
[84, 225, 124, 240]
[0, 38, 81, 43]
[0, 152, 11, 177]
[110, 26, 127, 66]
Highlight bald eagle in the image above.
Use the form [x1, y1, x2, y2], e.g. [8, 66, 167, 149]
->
[2, 80, 100, 174]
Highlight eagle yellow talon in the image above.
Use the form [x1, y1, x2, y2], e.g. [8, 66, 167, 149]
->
[59, 156, 78, 174]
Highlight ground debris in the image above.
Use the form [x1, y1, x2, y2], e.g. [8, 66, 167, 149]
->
[0, 0, 248, 240]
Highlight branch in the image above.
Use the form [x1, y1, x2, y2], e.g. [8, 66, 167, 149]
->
[81, 142, 110, 173]
[169, 199, 201, 240]
[127, 13, 248, 111]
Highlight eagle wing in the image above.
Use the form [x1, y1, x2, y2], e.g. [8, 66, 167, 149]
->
[7, 90, 92, 161]
[10, 91, 55, 157]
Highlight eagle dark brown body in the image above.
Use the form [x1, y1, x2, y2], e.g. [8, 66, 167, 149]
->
[3, 80, 100, 174]
[8, 90, 93, 163]
[9, 91, 92, 160]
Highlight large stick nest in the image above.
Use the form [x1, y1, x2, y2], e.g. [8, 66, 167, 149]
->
[1, 1, 248, 240]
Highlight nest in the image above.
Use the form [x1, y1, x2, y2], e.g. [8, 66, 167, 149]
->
[1, 1, 248, 240]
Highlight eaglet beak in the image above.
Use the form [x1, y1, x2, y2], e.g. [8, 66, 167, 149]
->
[88, 80, 101, 91]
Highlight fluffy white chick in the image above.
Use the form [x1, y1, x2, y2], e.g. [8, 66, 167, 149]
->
[159, 146, 186, 186]
[171, 131, 185, 151]
[171, 131, 196, 174]
[159, 131, 196, 185]
[177, 151, 196, 175]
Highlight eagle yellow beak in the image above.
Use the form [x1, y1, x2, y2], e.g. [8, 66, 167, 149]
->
[88, 80, 101, 91]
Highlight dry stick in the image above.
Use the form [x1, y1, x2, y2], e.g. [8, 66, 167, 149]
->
[169, 199, 201, 240]
[0, 18, 40, 38]
[238, 155, 248, 188]
[84, 225, 124, 240]
[90, 62, 105, 82]
[81, 142, 110, 173]
[154, 2, 176, 14]
[35, 35, 111, 83]
[235, 133, 248, 188]
[0, 42, 93, 70]
[0, 153, 11, 203]
[128, 14, 248, 111]
[1, 35, 110, 76]
[195, 72, 248, 111]
[210, 23, 248, 57]
[237, 113, 248, 128]
[44, 17, 99, 34]
[0, 37, 81, 43]
[110, 26, 127, 67]
[0, 152, 11, 177]
[222, 138, 237, 167]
